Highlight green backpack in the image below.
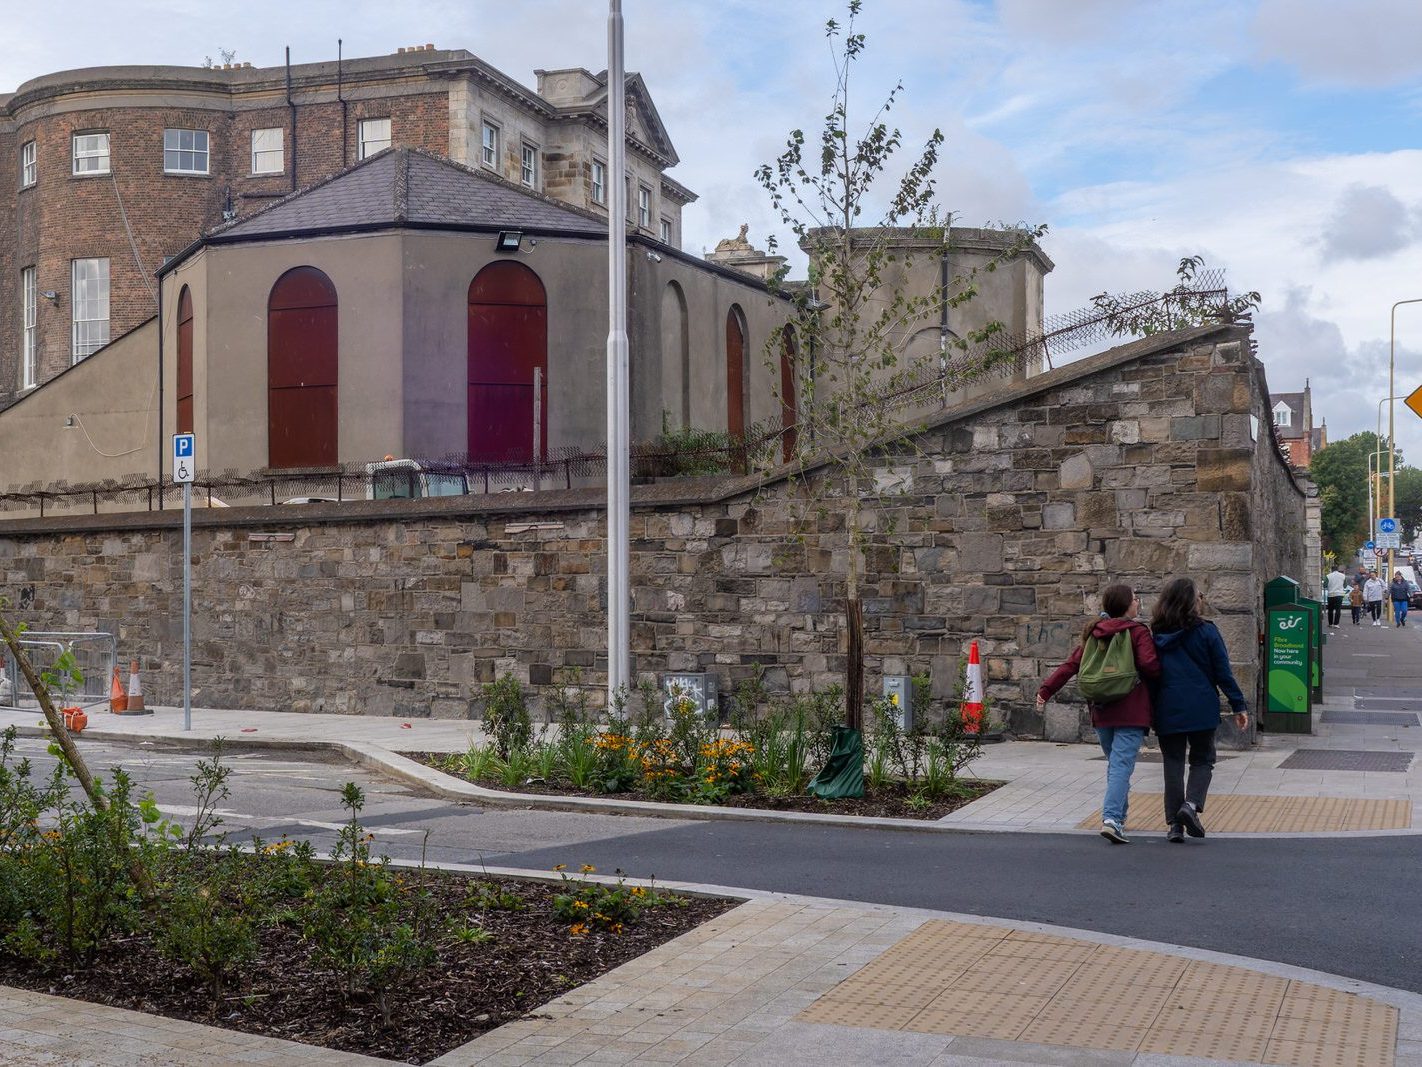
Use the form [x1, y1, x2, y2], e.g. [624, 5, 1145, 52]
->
[1077, 630, 1139, 703]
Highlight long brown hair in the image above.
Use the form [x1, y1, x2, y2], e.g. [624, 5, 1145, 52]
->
[1082, 583, 1135, 646]
[1152, 576, 1203, 634]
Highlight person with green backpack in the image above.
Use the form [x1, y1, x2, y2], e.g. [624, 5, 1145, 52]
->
[1037, 583, 1161, 844]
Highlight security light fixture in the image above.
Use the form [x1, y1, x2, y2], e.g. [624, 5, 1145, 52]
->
[495, 229, 524, 252]
[645, 251, 662, 263]
[41, 290, 58, 303]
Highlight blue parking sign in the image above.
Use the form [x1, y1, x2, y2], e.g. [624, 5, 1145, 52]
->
[172, 433, 196, 484]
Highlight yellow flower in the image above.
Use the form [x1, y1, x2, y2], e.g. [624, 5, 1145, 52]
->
[611, 922, 624, 934]
[553, 864, 567, 872]
[570, 922, 589, 936]
[630, 887, 647, 897]
[581, 864, 596, 874]
[573, 900, 590, 910]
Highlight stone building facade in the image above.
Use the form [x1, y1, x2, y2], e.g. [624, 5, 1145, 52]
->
[0, 324, 1306, 741]
[0, 47, 692, 402]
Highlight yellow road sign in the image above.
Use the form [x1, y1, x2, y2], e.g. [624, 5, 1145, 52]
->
[1406, 385, 1422, 422]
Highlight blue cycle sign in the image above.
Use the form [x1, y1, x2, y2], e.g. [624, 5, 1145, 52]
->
[1379, 517, 1398, 534]
[1377, 517, 1401, 549]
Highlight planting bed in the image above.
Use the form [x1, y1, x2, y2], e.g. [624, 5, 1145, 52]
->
[0, 868, 733, 1064]
[406, 752, 1002, 820]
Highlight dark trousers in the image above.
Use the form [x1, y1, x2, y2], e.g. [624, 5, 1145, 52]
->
[1368, 601, 1382, 622]
[1327, 596, 1342, 626]
[1351, 604, 1362, 624]
[1158, 729, 1217, 825]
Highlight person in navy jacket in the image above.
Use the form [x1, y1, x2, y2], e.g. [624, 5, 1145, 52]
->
[1037, 584, 1161, 844]
[1148, 577, 1249, 843]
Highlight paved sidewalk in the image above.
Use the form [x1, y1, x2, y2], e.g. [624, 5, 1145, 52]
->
[3, 617, 1417, 838]
[5, 873, 1418, 1067]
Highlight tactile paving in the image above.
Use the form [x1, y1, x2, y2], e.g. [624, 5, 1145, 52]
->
[1077, 792, 1412, 832]
[794, 918, 1399, 1065]
[1278, 749, 1414, 772]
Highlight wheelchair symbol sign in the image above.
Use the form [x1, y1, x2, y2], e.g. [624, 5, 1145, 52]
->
[172, 433, 195, 484]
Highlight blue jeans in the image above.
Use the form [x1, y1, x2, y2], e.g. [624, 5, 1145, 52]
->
[1096, 726, 1145, 825]
[1394, 601, 1408, 626]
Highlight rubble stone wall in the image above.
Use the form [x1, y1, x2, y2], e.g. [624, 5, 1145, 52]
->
[0, 326, 1305, 739]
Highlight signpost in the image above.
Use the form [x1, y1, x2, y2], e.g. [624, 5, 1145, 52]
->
[172, 433, 194, 732]
[1405, 384, 1422, 424]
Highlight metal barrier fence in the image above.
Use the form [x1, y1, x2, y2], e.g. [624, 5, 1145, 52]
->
[1, 631, 117, 712]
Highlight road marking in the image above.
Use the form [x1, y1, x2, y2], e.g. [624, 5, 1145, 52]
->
[1355, 654, 1389, 658]
[153, 803, 422, 836]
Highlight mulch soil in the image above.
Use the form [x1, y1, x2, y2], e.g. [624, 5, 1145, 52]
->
[404, 752, 1002, 820]
[0, 870, 733, 1064]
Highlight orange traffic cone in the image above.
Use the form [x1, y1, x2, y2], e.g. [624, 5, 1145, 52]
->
[961, 640, 984, 735]
[109, 667, 128, 713]
[124, 659, 148, 714]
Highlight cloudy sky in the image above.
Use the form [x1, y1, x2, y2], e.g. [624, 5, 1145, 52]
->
[7, 0, 1422, 457]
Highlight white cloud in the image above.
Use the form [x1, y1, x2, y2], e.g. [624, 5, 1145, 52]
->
[1254, 0, 1422, 88]
[1319, 184, 1419, 262]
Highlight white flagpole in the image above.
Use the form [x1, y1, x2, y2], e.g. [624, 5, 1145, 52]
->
[606, 0, 631, 703]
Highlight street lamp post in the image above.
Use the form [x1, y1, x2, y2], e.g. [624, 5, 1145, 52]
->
[1389, 299, 1422, 577]
[605, 0, 630, 703]
[1374, 395, 1403, 575]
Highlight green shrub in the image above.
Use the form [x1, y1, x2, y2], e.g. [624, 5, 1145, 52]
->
[155, 848, 258, 1010]
[481, 676, 532, 759]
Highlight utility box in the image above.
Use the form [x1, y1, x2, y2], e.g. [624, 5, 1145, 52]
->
[1297, 595, 1325, 701]
[1264, 576, 1300, 611]
[883, 675, 913, 730]
[661, 673, 719, 721]
[1263, 605, 1313, 733]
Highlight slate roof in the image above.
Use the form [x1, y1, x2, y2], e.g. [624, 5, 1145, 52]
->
[207, 148, 607, 245]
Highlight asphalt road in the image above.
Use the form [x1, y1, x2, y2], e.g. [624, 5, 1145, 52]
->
[9, 734, 1420, 996]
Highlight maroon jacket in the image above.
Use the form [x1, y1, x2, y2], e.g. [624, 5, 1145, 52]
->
[1037, 617, 1161, 729]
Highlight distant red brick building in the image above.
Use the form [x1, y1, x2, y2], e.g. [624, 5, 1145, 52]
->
[1270, 379, 1326, 468]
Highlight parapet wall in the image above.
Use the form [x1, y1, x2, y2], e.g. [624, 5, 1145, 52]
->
[0, 325, 1305, 738]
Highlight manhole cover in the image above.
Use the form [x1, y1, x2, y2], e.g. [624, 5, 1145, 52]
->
[1278, 749, 1414, 772]
[1323, 710, 1420, 726]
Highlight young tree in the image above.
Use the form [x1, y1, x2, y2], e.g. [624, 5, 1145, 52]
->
[1311, 431, 1387, 559]
[756, 0, 1044, 732]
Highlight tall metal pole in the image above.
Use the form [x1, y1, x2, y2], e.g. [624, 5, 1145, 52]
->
[1390, 299, 1422, 579]
[605, 0, 631, 703]
[182, 481, 192, 731]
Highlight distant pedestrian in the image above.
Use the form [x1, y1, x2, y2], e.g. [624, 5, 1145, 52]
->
[1148, 577, 1249, 844]
[1349, 583, 1364, 625]
[1037, 584, 1161, 845]
[1364, 574, 1387, 626]
[1391, 573, 1410, 627]
[1324, 565, 1346, 627]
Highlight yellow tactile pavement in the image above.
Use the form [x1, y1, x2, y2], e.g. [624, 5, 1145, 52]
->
[1075, 793, 1413, 833]
[798, 920, 1398, 1066]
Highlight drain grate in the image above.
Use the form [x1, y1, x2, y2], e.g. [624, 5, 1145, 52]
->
[1323, 710, 1420, 726]
[1278, 749, 1414, 772]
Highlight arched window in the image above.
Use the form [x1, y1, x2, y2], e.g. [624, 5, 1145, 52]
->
[176, 286, 194, 435]
[267, 266, 338, 468]
[780, 325, 798, 463]
[468, 261, 547, 463]
[726, 305, 747, 440]
[661, 281, 690, 427]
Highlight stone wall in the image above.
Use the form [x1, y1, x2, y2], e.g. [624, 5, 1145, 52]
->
[0, 325, 1306, 738]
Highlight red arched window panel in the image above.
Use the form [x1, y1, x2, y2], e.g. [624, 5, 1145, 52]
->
[176, 286, 194, 435]
[267, 266, 338, 469]
[780, 325, 798, 463]
[726, 306, 746, 440]
[468, 261, 547, 463]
